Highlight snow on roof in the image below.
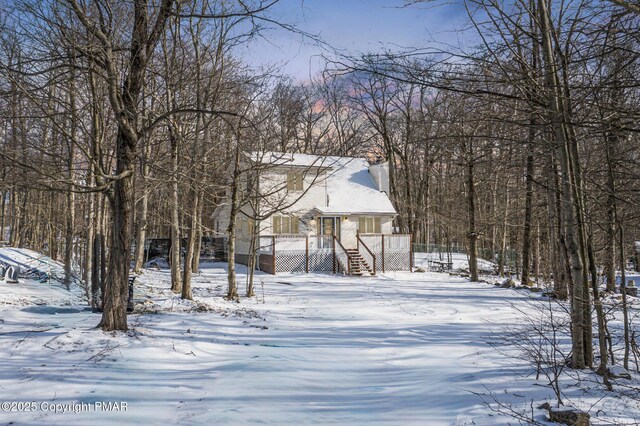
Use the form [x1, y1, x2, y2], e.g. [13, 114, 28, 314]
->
[246, 151, 337, 168]
[249, 152, 397, 216]
[322, 157, 397, 215]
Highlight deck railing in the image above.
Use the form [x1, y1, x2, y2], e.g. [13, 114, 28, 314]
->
[261, 235, 335, 253]
[312, 235, 334, 250]
[259, 236, 274, 254]
[358, 234, 383, 252]
[273, 235, 307, 252]
[255, 233, 411, 274]
[358, 234, 412, 273]
[359, 234, 411, 251]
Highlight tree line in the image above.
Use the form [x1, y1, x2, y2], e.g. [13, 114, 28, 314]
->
[0, 0, 639, 373]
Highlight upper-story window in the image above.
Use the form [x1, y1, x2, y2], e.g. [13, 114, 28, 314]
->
[358, 216, 381, 234]
[286, 171, 304, 192]
[235, 215, 255, 234]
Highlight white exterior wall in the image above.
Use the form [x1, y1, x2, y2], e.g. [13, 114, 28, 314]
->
[258, 168, 327, 238]
[258, 168, 329, 218]
[215, 205, 257, 256]
[380, 216, 393, 234]
[260, 214, 315, 237]
[349, 215, 394, 247]
[234, 211, 252, 256]
[214, 159, 397, 255]
[257, 214, 393, 250]
[235, 236, 251, 255]
[214, 204, 230, 236]
[341, 217, 358, 249]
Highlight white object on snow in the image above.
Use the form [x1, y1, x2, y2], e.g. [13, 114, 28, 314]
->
[5, 265, 19, 283]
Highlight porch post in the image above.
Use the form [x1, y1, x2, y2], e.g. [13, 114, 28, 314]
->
[272, 235, 276, 275]
[409, 234, 413, 272]
[381, 234, 385, 273]
[332, 236, 336, 274]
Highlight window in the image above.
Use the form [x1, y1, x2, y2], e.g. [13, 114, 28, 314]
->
[358, 216, 381, 234]
[286, 171, 304, 192]
[235, 216, 246, 234]
[273, 215, 300, 234]
[234, 216, 255, 234]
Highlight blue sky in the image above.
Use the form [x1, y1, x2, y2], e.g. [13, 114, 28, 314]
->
[238, 0, 473, 80]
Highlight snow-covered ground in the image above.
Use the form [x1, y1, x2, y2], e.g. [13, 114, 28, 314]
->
[414, 252, 497, 274]
[0, 247, 75, 287]
[1, 248, 638, 425]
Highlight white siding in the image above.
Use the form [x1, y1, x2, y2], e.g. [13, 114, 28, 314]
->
[258, 169, 328, 214]
[341, 217, 358, 249]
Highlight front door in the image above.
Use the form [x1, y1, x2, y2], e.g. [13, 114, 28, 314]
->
[320, 217, 340, 246]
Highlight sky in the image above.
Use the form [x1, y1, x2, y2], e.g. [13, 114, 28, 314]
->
[238, 0, 474, 80]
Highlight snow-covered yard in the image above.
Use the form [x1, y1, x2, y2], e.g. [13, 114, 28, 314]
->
[414, 252, 497, 273]
[0, 248, 638, 425]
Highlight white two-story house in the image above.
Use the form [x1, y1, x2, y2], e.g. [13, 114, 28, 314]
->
[213, 152, 412, 275]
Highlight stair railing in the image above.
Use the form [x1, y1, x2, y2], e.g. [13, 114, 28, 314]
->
[333, 236, 351, 275]
[357, 235, 376, 275]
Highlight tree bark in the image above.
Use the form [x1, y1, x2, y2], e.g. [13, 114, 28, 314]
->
[182, 192, 198, 300]
[133, 133, 151, 273]
[95, 0, 175, 330]
[465, 137, 479, 282]
[521, 130, 535, 286]
[99, 129, 136, 331]
[169, 127, 182, 293]
[63, 64, 78, 290]
[226, 145, 241, 301]
[537, 0, 587, 368]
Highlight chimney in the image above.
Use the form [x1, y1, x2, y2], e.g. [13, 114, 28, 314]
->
[369, 161, 390, 193]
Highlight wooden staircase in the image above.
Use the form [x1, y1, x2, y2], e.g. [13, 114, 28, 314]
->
[346, 249, 374, 276]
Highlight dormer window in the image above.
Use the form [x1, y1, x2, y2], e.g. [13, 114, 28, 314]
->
[286, 171, 304, 192]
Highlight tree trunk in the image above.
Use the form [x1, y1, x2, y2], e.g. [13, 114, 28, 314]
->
[182, 192, 198, 300]
[169, 127, 182, 293]
[537, 0, 587, 368]
[588, 230, 609, 376]
[91, 0, 174, 331]
[618, 226, 630, 370]
[246, 229, 257, 297]
[100, 215, 107, 307]
[134, 136, 151, 273]
[604, 202, 616, 292]
[521, 132, 535, 286]
[85, 181, 95, 288]
[465, 138, 479, 282]
[99, 130, 135, 331]
[63, 66, 77, 290]
[0, 188, 5, 243]
[92, 231, 101, 308]
[191, 189, 203, 274]
[226, 146, 241, 301]
[498, 183, 510, 277]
